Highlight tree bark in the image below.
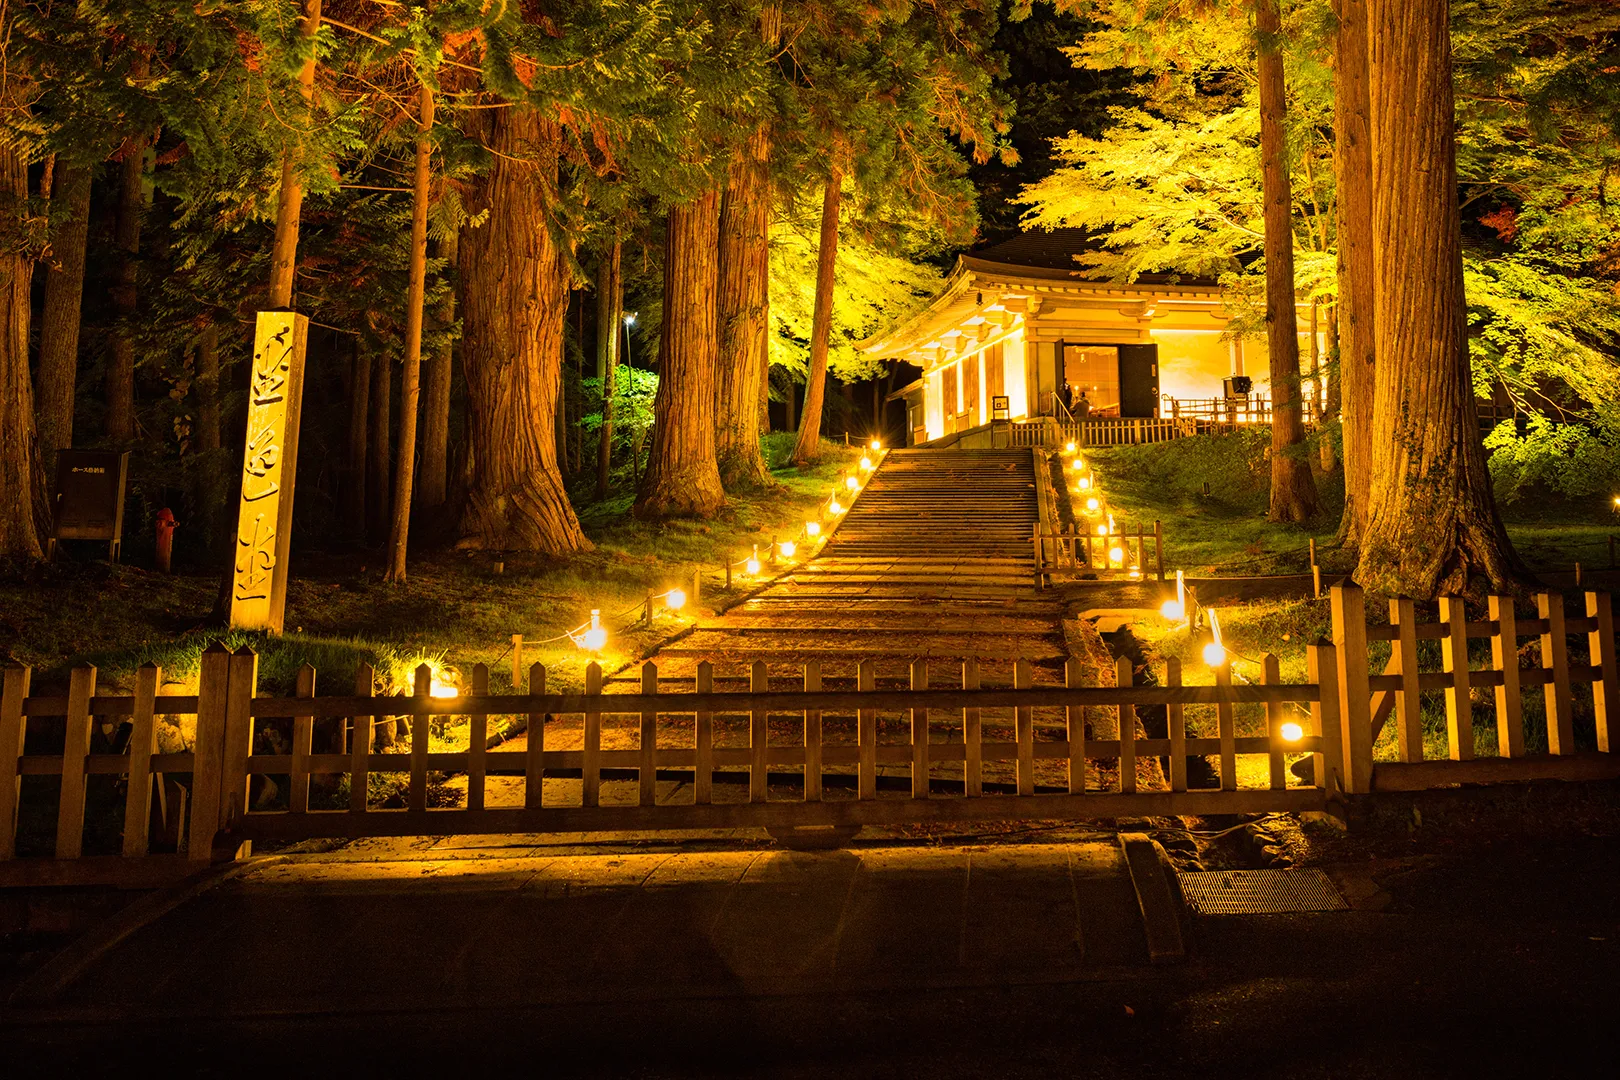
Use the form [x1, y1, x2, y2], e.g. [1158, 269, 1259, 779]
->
[419, 231, 456, 511]
[714, 142, 773, 488]
[0, 139, 43, 558]
[1332, 0, 1375, 547]
[457, 105, 589, 552]
[106, 126, 148, 442]
[385, 81, 434, 584]
[35, 164, 91, 466]
[595, 238, 622, 501]
[346, 344, 370, 539]
[635, 189, 727, 518]
[196, 322, 221, 454]
[1356, 0, 1522, 597]
[368, 350, 392, 545]
[267, 0, 322, 309]
[791, 171, 842, 466]
[1257, 0, 1319, 524]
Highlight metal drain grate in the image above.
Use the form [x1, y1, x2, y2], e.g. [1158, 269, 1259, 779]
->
[1177, 869, 1348, 915]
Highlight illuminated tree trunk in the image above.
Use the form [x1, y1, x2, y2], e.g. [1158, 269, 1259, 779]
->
[419, 231, 456, 511]
[0, 138, 43, 558]
[715, 144, 773, 488]
[1356, 0, 1522, 597]
[107, 124, 148, 442]
[267, 0, 322, 309]
[790, 170, 841, 466]
[595, 238, 621, 501]
[636, 189, 727, 518]
[386, 81, 434, 584]
[1257, 0, 1318, 524]
[457, 105, 589, 552]
[1333, 0, 1375, 547]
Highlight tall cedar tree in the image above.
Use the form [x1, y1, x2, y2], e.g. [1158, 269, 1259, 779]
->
[1356, 0, 1522, 596]
[595, 237, 622, 501]
[1256, 0, 1317, 522]
[0, 19, 43, 558]
[1332, 0, 1374, 547]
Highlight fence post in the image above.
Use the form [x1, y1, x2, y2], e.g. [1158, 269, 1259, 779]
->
[582, 662, 603, 807]
[963, 659, 982, 798]
[640, 662, 659, 807]
[1587, 592, 1617, 753]
[1116, 656, 1136, 795]
[911, 660, 930, 799]
[1166, 657, 1186, 792]
[1215, 660, 1236, 791]
[857, 661, 877, 799]
[0, 665, 31, 860]
[1537, 592, 1575, 754]
[1015, 659, 1036, 796]
[1438, 596, 1474, 761]
[121, 664, 161, 858]
[188, 643, 232, 862]
[695, 661, 714, 804]
[510, 634, 523, 691]
[467, 664, 489, 811]
[1308, 641, 1343, 795]
[804, 661, 822, 802]
[218, 647, 259, 859]
[349, 663, 375, 814]
[1489, 596, 1524, 758]
[1263, 654, 1286, 790]
[288, 665, 315, 816]
[1065, 656, 1087, 795]
[55, 664, 97, 859]
[1391, 597, 1423, 763]
[409, 663, 431, 813]
[1329, 585, 1374, 794]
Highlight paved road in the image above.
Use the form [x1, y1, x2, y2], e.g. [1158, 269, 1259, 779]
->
[5, 830, 1618, 1076]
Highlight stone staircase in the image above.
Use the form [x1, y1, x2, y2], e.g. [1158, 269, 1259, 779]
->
[628, 449, 1070, 690]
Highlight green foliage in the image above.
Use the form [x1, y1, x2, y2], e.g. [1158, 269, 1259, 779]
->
[1485, 419, 1620, 507]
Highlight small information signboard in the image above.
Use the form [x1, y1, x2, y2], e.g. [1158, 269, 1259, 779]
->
[51, 450, 131, 561]
[991, 394, 1010, 421]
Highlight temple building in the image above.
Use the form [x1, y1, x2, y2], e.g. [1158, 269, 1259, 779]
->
[864, 230, 1322, 447]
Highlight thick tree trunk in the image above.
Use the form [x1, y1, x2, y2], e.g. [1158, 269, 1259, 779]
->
[368, 351, 392, 545]
[457, 105, 589, 552]
[1257, 0, 1319, 524]
[784, 375, 796, 433]
[36, 164, 91, 466]
[791, 172, 842, 466]
[419, 231, 456, 511]
[0, 141, 43, 558]
[635, 190, 727, 518]
[1356, 0, 1522, 597]
[714, 143, 773, 488]
[196, 322, 221, 454]
[346, 344, 370, 537]
[595, 239, 622, 502]
[386, 82, 434, 584]
[1321, 304, 1340, 472]
[107, 129, 147, 442]
[758, 345, 771, 434]
[267, 0, 322, 309]
[1333, 0, 1375, 547]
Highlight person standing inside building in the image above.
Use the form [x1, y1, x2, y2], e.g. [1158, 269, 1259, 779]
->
[1074, 389, 1091, 419]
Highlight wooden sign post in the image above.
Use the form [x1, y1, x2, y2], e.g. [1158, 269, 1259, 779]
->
[228, 312, 309, 633]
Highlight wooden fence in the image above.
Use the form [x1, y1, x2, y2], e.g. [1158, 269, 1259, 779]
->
[3, 586, 1617, 883]
[1036, 522, 1165, 582]
[1328, 586, 1618, 793]
[1, 644, 1340, 881]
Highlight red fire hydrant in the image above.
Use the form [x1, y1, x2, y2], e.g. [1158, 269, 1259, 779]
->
[155, 508, 176, 574]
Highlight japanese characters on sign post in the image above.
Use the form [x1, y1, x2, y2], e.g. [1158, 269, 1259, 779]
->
[228, 312, 309, 633]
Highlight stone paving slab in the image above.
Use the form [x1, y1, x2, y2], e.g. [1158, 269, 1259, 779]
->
[40, 843, 1144, 1015]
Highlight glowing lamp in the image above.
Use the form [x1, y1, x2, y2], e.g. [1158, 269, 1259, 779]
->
[1128, 569, 1141, 580]
[1065, 440, 1077, 454]
[828, 499, 844, 515]
[806, 521, 821, 537]
[1160, 600, 1185, 621]
[745, 545, 761, 576]
[859, 456, 873, 471]
[1085, 496, 1100, 512]
[779, 540, 797, 558]
[665, 588, 687, 611]
[1078, 477, 1092, 491]
[429, 678, 458, 699]
[1108, 545, 1125, 564]
[845, 475, 859, 491]
[1096, 525, 1108, 537]
[581, 610, 607, 652]
[1280, 721, 1304, 743]
[1202, 641, 1227, 666]
[870, 438, 882, 451]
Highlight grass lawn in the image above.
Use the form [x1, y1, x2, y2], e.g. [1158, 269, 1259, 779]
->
[1084, 431, 1618, 577]
[0, 435, 863, 698]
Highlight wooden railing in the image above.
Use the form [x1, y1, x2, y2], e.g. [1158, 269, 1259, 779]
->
[1062, 417, 1195, 447]
[1036, 521, 1165, 582]
[1007, 418, 1054, 448]
[1328, 586, 1618, 793]
[1, 645, 1341, 879]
